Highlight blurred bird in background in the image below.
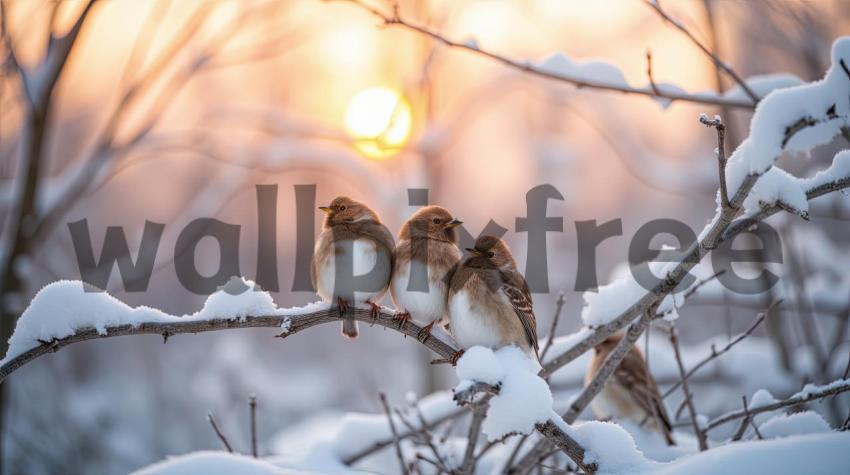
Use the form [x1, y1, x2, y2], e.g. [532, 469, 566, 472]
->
[587, 333, 676, 446]
[390, 205, 463, 341]
[311, 196, 394, 339]
[447, 235, 540, 364]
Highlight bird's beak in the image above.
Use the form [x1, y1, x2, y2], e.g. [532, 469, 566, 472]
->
[445, 218, 463, 228]
[465, 248, 482, 257]
[318, 206, 331, 214]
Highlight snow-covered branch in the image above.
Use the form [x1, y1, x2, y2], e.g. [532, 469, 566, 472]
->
[703, 378, 850, 434]
[336, 0, 758, 110]
[0, 281, 457, 384]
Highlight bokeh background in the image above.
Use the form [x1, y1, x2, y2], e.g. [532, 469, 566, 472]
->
[1, 0, 849, 473]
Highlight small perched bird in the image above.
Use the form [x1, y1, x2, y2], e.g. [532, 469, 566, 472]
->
[311, 196, 394, 339]
[587, 334, 676, 446]
[390, 206, 463, 341]
[447, 235, 539, 363]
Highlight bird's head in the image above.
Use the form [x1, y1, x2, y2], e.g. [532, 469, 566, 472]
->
[400, 205, 462, 243]
[465, 235, 516, 269]
[319, 196, 379, 227]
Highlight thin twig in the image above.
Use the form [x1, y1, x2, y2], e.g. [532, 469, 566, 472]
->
[334, 0, 756, 110]
[540, 293, 566, 361]
[207, 413, 234, 453]
[662, 304, 773, 398]
[742, 396, 763, 439]
[249, 394, 258, 458]
[644, 0, 759, 103]
[379, 393, 409, 475]
[699, 114, 728, 208]
[669, 327, 708, 451]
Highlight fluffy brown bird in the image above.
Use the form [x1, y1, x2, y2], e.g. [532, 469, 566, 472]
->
[311, 196, 394, 339]
[587, 333, 676, 445]
[390, 206, 463, 341]
[447, 235, 539, 363]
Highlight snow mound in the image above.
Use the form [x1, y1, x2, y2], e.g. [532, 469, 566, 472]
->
[131, 451, 285, 475]
[572, 421, 656, 474]
[454, 346, 552, 441]
[759, 411, 831, 438]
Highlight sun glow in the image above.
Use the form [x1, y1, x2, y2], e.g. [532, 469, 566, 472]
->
[344, 87, 412, 159]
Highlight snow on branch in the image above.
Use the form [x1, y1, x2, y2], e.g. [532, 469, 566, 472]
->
[336, 0, 760, 110]
[512, 37, 850, 471]
[0, 278, 457, 383]
[703, 378, 850, 434]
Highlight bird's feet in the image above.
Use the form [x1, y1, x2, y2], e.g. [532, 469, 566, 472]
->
[449, 349, 466, 366]
[336, 297, 349, 318]
[366, 300, 381, 324]
[417, 321, 435, 343]
[393, 311, 411, 329]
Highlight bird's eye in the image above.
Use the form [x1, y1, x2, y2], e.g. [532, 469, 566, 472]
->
[487, 251, 495, 258]
[433, 218, 441, 224]
[339, 205, 346, 211]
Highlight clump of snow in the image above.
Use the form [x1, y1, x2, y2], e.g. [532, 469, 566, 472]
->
[279, 317, 292, 335]
[463, 37, 479, 50]
[2, 277, 316, 363]
[131, 451, 286, 475]
[759, 411, 831, 439]
[193, 277, 278, 321]
[454, 346, 552, 441]
[571, 421, 656, 474]
[3, 280, 176, 361]
[743, 166, 809, 217]
[537, 52, 630, 88]
[750, 388, 778, 407]
[725, 37, 850, 197]
[456, 346, 504, 385]
[801, 150, 850, 190]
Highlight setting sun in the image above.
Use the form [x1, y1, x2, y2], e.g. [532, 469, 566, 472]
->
[344, 87, 412, 159]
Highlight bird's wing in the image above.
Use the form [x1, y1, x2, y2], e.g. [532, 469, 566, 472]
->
[614, 350, 673, 433]
[500, 269, 539, 358]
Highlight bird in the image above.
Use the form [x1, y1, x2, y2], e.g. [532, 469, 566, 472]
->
[311, 196, 394, 339]
[390, 205, 463, 342]
[586, 333, 676, 446]
[446, 235, 539, 364]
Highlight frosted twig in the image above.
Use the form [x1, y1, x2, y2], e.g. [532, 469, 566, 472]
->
[644, 0, 759, 103]
[669, 327, 708, 451]
[207, 413, 234, 453]
[379, 393, 409, 475]
[334, 0, 756, 110]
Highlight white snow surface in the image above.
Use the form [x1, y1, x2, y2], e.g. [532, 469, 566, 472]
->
[759, 411, 832, 439]
[454, 346, 552, 441]
[131, 451, 287, 475]
[2, 277, 329, 363]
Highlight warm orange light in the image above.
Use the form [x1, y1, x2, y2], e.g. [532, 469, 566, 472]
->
[344, 87, 412, 159]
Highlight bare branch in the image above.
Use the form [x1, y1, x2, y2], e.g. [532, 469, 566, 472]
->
[461, 400, 488, 475]
[207, 413, 234, 453]
[379, 393, 409, 475]
[334, 0, 756, 110]
[669, 327, 708, 451]
[540, 293, 566, 362]
[644, 0, 759, 103]
[699, 114, 728, 208]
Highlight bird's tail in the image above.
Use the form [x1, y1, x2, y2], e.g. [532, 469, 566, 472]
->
[341, 318, 359, 339]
